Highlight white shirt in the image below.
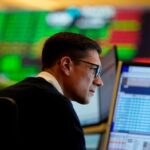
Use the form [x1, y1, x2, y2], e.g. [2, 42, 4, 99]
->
[37, 71, 64, 95]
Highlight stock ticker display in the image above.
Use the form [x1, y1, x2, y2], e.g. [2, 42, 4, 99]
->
[0, 7, 143, 87]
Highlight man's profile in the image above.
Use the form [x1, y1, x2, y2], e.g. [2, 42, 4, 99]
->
[0, 32, 103, 150]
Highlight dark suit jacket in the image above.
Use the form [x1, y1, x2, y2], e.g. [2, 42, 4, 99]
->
[0, 77, 86, 150]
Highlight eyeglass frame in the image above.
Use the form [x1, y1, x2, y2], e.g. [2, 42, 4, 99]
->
[72, 59, 102, 79]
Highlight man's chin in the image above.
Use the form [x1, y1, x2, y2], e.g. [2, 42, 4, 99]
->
[78, 98, 90, 105]
[84, 97, 90, 104]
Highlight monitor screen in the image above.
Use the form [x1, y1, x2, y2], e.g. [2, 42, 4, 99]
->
[72, 87, 101, 127]
[72, 47, 117, 127]
[104, 61, 150, 150]
[100, 46, 118, 121]
[84, 133, 102, 150]
[0, 8, 143, 89]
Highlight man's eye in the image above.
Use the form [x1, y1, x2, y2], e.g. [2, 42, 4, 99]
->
[89, 67, 97, 74]
[90, 67, 97, 70]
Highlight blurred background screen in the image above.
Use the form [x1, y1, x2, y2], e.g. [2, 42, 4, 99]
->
[0, 7, 146, 88]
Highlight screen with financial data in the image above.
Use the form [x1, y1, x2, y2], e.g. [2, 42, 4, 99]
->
[105, 61, 150, 150]
[0, 8, 143, 89]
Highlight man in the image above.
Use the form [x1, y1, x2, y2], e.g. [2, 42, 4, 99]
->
[0, 32, 103, 149]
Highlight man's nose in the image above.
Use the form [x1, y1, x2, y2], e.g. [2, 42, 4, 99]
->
[94, 76, 104, 87]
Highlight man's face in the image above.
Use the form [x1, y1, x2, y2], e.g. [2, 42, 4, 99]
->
[65, 50, 103, 104]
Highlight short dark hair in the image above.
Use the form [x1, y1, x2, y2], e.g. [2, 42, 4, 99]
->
[42, 32, 102, 69]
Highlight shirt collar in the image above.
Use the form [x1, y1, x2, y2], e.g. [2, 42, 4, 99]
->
[37, 71, 64, 95]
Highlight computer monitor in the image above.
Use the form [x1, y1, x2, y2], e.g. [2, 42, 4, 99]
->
[104, 61, 150, 150]
[100, 45, 118, 121]
[72, 46, 118, 127]
[84, 133, 103, 150]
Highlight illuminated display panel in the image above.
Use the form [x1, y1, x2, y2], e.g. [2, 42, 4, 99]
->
[104, 61, 150, 150]
[0, 7, 143, 88]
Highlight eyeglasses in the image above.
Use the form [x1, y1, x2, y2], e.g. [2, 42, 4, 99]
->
[73, 59, 102, 78]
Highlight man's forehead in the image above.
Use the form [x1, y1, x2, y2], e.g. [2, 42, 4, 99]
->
[86, 53, 101, 65]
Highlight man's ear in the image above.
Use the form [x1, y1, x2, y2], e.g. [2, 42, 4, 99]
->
[59, 56, 72, 76]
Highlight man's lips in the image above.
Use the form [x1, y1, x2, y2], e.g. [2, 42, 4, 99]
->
[89, 90, 95, 95]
